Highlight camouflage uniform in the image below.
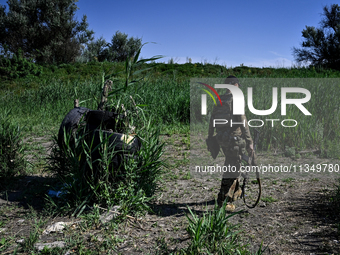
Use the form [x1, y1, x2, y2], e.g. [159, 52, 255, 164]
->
[208, 90, 253, 208]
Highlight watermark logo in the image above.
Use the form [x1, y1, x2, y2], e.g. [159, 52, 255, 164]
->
[200, 82, 311, 116]
[199, 82, 311, 128]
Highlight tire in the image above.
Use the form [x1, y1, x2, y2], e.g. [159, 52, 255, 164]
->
[58, 107, 90, 148]
[89, 130, 141, 172]
[91, 130, 141, 153]
[86, 110, 126, 133]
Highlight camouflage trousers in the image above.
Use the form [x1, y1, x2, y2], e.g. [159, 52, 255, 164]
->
[216, 136, 246, 208]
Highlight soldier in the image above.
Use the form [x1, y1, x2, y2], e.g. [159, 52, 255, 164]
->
[208, 76, 254, 211]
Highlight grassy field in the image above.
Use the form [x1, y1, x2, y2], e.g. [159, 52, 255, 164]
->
[1, 62, 340, 135]
[0, 66, 191, 136]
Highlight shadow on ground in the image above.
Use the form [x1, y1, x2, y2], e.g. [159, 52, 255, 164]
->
[0, 175, 58, 210]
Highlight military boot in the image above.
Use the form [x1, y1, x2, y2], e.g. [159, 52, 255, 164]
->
[217, 191, 226, 208]
[225, 203, 236, 212]
[232, 188, 242, 201]
[217, 177, 233, 208]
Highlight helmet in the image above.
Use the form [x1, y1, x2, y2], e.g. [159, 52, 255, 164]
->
[225, 75, 241, 87]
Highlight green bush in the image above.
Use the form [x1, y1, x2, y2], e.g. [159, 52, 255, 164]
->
[47, 46, 165, 216]
[48, 124, 164, 216]
[0, 49, 42, 80]
[0, 109, 27, 182]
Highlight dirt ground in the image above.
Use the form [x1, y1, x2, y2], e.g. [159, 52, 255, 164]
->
[0, 134, 339, 254]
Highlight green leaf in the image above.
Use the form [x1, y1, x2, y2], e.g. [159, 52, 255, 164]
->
[136, 55, 164, 64]
[132, 67, 153, 76]
[133, 46, 142, 64]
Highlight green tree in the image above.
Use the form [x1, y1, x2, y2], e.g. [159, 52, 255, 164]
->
[82, 36, 109, 62]
[0, 0, 94, 64]
[293, 4, 340, 70]
[107, 31, 142, 62]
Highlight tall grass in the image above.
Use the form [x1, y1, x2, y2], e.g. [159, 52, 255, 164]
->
[0, 109, 28, 182]
[0, 76, 190, 135]
[2, 63, 340, 135]
[1, 64, 340, 150]
[243, 78, 340, 152]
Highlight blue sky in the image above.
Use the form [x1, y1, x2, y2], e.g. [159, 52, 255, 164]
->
[1, 0, 337, 67]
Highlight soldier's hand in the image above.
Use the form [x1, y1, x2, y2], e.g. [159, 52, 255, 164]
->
[247, 144, 254, 155]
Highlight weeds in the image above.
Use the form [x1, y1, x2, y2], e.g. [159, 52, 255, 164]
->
[0, 237, 13, 253]
[261, 196, 278, 203]
[40, 246, 65, 255]
[282, 177, 295, 183]
[183, 200, 259, 254]
[19, 218, 45, 252]
[79, 204, 102, 229]
[0, 109, 27, 182]
[154, 237, 170, 254]
[20, 228, 40, 252]
[284, 146, 296, 157]
[47, 46, 165, 217]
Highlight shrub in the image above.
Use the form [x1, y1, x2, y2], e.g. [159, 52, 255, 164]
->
[0, 48, 42, 80]
[47, 46, 165, 216]
[48, 122, 164, 216]
[184, 200, 264, 254]
[0, 109, 27, 182]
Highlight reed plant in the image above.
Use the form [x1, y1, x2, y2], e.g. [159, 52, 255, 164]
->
[47, 46, 165, 216]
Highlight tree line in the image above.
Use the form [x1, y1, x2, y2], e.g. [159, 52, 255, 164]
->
[0, 1, 340, 72]
[0, 0, 141, 66]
